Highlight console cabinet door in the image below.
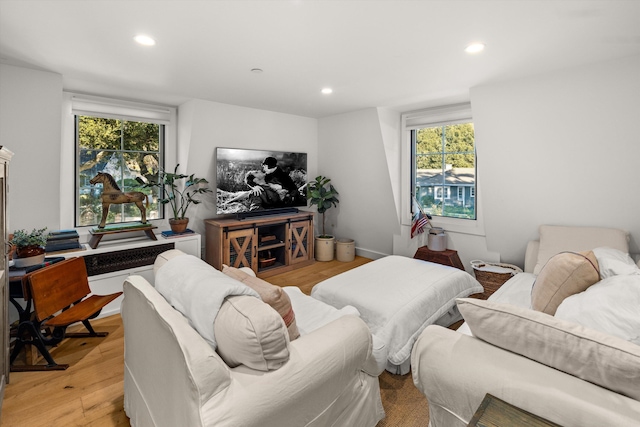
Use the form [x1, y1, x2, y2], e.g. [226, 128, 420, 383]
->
[289, 220, 311, 265]
[224, 228, 256, 270]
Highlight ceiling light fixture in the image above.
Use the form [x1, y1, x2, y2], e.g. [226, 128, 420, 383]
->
[134, 34, 156, 46]
[321, 88, 333, 95]
[465, 43, 485, 54]
[251, 68, 263, 73]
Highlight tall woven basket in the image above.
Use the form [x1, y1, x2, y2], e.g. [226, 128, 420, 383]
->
[470, 260, 523, 299]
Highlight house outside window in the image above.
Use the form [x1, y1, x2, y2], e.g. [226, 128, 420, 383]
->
[412, 121, 476, 219]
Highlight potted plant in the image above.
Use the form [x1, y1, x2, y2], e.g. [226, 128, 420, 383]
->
[10, 227, 49, 267]
[306, 175, 339, 261]
[144, 164, 212, 233]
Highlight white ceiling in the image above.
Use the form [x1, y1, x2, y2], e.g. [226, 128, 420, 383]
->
[1, 0, 639, 118]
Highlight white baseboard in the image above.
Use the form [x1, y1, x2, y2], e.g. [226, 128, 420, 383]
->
[355, 247, 389, 260]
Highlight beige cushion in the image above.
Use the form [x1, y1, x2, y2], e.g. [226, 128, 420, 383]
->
[214, 295, 289, 371]
[533, 225, 628, 275]
[222, 265, 300, 340]
[531, 251, 600, 315]
[457, 298, 640, 401]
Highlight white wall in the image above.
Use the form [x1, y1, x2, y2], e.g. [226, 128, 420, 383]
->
[3, 55, 638, 267]
[473, 55, 640, 265]
[318, 108, 400, 258]
[0, 64, 63, 232]
[178, 99, 318, 243]
[321, 55, 640, 269]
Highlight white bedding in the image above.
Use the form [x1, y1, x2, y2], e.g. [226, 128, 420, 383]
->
[457, 272, 536, 336]
[283, 286, 389, 374]
[311, 255, 483, 371]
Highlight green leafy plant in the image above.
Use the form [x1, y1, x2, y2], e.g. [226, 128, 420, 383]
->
[10, 227, 49, 248]
[144, 164, 212, 219]
[306, 175, 339, 237]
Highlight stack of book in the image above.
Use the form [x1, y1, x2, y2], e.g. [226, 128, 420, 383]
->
[45, 229, 83, 253]
[161, 229, 195, 239]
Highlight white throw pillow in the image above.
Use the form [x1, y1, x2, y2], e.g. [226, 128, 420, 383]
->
[556, 274, 640, 345]
[457, 298, 640, 401]
[593, 247, 639, 278]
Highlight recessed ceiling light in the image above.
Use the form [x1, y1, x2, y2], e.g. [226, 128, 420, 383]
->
[321, 88, 333, 95]
[465, 43, 485, 54]
[251, 68, 264, 73]
[134, 35, 156, 46]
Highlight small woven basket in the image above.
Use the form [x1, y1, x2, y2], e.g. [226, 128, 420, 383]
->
[470, 260, 523, 298]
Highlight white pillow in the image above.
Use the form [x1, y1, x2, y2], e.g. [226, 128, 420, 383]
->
[457, 298, 640, 401]
[555, 274, 640, 345]
[593, 247, 639, 278]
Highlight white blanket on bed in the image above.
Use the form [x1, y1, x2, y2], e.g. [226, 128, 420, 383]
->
[154, 254, 259, 348]
[311, 255, 483, 366]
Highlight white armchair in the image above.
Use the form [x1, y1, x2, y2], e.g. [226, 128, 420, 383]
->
[122, 251, 384, 427]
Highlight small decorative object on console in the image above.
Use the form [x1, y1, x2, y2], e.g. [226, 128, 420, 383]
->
[90, 172, 148, 229]
[427, 227, 447, 251]
[10, 227, 49, 267]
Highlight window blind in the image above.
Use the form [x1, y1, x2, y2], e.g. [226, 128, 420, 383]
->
[403, 102, 472, 130]
[69, 94, 172, 124]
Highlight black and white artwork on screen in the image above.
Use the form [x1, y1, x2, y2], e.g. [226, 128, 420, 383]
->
[216, 147, 308, 215]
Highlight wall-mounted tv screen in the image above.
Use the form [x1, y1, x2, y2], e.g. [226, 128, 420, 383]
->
[216, 148, 308, 216]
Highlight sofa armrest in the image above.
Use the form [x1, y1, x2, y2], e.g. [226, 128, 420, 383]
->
[205, 315, 383, 426]
[411, 325, 640, 427]
[123, 276, 231, 427]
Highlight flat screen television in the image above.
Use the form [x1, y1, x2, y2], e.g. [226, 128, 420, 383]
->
[216, 148, 308, 218]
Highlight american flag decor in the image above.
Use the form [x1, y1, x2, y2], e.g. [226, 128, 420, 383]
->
[411, 197, 430, 238]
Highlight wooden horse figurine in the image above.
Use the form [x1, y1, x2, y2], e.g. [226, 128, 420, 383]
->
[90, 172, 149, 228]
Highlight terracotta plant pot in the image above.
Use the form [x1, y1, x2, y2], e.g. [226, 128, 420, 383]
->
[169, 218, 189, 233]
[14, 245, 46, 268]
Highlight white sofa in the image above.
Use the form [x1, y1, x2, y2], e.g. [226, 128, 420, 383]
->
[411, 225, 640, 427]
[122, 250, 385, 427]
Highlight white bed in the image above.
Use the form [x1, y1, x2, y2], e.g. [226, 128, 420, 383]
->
[311, 255, 483, 374]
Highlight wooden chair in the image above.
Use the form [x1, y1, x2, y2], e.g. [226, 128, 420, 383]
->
[10, 257, 122, 371]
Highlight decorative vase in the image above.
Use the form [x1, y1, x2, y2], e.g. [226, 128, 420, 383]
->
[314, 236, 335, 262]
[169, 218, 189, 233]
[336, 238, 355, 262]
[14, 245, 46, 268]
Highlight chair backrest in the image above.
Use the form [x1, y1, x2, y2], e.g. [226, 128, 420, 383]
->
[28, 257, 91, 321]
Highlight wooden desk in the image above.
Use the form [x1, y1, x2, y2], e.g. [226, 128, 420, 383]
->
[413, 246, 464, 270]
[9, 257, 67, 368]
[469, 394, 562, 427]
[9, 257, 67, 321]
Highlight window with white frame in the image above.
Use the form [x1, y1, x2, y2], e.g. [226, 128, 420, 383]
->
[406, 103, 476, 220]
[70, 96, 172, 227]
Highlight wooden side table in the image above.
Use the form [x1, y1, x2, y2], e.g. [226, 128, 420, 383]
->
[469, 394, 562, 427]
[413, 246, 464, 271]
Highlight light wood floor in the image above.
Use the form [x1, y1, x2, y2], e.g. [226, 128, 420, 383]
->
[1, 256, 429, 426]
